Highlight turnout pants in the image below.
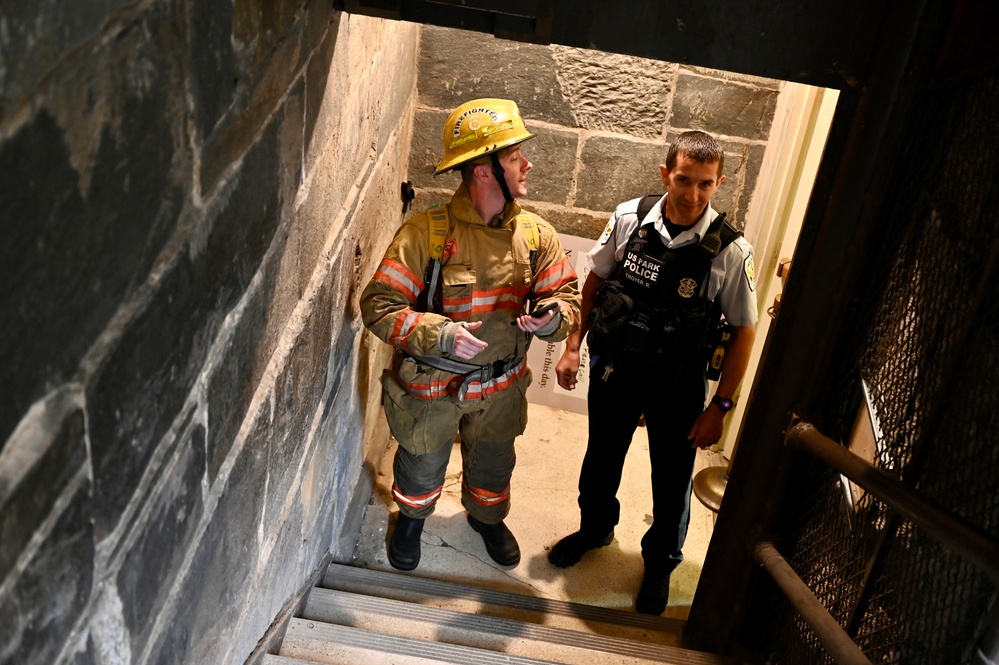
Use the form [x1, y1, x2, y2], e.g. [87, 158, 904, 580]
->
[577, 356, 705, 575]
[383, 370, 529, 524]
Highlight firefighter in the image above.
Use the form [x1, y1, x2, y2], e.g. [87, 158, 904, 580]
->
[360, 98, 581, 571]
[550, 131, 758, 614]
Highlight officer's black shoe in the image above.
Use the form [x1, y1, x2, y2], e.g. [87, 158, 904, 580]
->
[388, 513, 424, 571]
[635, 569, 670, 615]
[547, 529, 614, 568]
[467, 514, 521, 567]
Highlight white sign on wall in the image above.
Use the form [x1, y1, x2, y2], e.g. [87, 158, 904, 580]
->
[525, 233, 597, 415]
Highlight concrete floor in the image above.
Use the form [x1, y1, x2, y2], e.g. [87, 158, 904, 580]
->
[351, 402, 725, 621]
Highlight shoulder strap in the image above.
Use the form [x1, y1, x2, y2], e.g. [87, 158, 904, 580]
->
[516, 212, 540, 276]
[636, 194, 661, 221]
[427, 205, 449, 262]
[419, 206, 450, 313]
[698, 213, 743, 259]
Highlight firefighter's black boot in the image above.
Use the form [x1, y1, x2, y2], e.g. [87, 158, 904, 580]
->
[388, 513, 424, 571]
[467, 514, 520, 567]
[547, 529, 614, 568]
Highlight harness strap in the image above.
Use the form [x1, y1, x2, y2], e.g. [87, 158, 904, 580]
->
[404, 352, 523, 382]
[420, 206, 542, 313]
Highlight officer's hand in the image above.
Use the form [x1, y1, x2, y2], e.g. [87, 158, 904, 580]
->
[687, 408, 724, 449]
[514, 302, 560, 333]
[556, 348, 580, 390]
[452, 321, 489, 360]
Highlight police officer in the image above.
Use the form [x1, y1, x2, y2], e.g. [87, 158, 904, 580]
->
[360, 98, 581, 571]
[549, 130, 757, 614]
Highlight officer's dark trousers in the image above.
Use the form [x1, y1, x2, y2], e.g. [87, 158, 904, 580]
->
[577, 355, 705, 575]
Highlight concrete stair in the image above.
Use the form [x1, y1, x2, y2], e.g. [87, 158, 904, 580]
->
[263, 562, 731, 665]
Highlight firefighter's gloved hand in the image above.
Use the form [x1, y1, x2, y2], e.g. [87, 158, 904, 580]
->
[532, 310, 561, 337]
[438, 321, 489, 360]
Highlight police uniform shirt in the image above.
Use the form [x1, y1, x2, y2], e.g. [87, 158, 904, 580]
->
[587, 193, 759, 327]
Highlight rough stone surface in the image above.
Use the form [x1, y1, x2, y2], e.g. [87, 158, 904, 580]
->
[671, 70, 779, 140]
[550, 46, 676, 139]
[0, 483, 94, 665]
[523, 126, 578, 205]
[116, 417, 207, 655]
[575, 135, 667, 212]
[87, 118, 282, 541]
[0, 388, 85, 584]
[408, 107, 453, 190]
[2, 5, 419, 665]
[145, 408, 269, 665]
[418, 25, 576, 127]
[0, 1, 108, 118]
[521, 202, 609, 241]
[1, 10, 189, 445]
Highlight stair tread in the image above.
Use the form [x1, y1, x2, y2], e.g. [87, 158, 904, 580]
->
[303, 587, 729, 664]
[282, 618, 563, 664]
[324, 562, 685, 634]
[262, 655, 321, 665]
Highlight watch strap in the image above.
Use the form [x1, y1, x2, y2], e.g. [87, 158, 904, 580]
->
[711, 395, 734, 412]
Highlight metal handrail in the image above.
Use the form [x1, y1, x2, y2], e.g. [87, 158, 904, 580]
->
[787, 420, 999, 586]
[755, 543, 873, 665]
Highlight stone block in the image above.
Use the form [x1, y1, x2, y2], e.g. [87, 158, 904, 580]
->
[304, 16, 341, 166]
[1, 24, 188, 441]
[230, 497, 307, 665]
[145, 408, 270, 665]
[549, 46, 676, 139]
[116, 418, 206, 655]
[206, 262, 273, 483]
[575, 135, 666, 213]
[671, 71, 778, 141]
[417, 26, 576, 127]
[524, 126, 577, 206]
[0, 1, 107, 118]
[198, 3, 308, 194]
[713, 146, 744, 227]
[408, 108, 454, 190]
[87, 121, 281, 539]
[0, 483, 94, 665]
[234, 0, 301, 70]
[187, 0, 238, 142]
[521, 203, 608, 242]
[0, 388, 86, 584]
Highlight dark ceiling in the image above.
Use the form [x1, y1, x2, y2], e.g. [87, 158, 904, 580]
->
[333, 0, 892, 90]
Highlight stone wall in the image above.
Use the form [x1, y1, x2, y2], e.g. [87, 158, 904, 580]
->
[410, 26, 780, 239]
[0, 3, 416, 664]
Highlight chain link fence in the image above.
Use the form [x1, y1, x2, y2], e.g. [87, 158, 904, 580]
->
[756, 71, 999, 664]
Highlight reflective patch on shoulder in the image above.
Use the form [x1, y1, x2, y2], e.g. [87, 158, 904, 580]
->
[598, 217, 616, 246]
[744, 254, 757, 292]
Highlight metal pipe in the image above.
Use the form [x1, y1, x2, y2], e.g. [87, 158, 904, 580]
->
[788, 421, 999, 586]
[755, 543, 873, 665]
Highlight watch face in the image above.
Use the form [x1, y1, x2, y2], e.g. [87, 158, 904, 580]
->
[714, 396, 733, 411]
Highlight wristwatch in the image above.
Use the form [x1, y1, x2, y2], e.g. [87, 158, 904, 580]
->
[711, 395, 734, 413]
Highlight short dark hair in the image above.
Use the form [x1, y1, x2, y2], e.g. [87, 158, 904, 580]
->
[665, 131, 725, 176]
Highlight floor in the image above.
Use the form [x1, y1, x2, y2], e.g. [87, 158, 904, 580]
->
[350, 402, 726, 621]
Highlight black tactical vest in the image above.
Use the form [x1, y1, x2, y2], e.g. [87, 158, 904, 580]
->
[588, 212, 737, 365]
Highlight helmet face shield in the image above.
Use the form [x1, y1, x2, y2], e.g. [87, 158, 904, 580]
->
[434, 98, 535, 175]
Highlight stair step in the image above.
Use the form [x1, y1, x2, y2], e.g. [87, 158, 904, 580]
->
[323, 562, 686, 646]
[262, 655, 321, 665]
[303, 587, 728, 664]
[280, 617, 562, 664]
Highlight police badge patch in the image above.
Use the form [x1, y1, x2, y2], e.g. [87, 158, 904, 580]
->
[598, 216, 617, 245]
[744, 254, 757, 291]
[678, 277, 698, 298]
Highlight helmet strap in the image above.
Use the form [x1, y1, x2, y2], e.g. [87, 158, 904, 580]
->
[490, 152, 514, 203]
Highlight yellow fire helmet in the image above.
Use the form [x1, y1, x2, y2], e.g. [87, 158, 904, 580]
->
[433, 98, 535, 175]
